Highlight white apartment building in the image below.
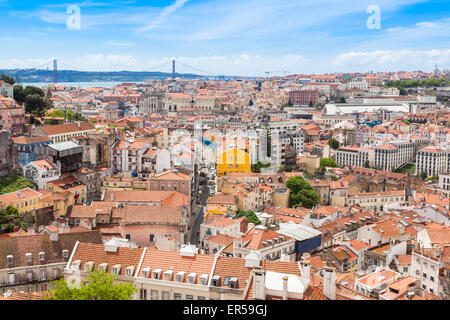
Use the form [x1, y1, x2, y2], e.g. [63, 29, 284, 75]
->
[439, 174, 450, 197]
[416, 146, 448, 177]
[346, 80, 368, 91]
[374, 142, 416, 172]
[336, 146, 375, 168]
[112, 139, 153, 173]
[23, 160, 61, 190]
[411, 249, 449, 297]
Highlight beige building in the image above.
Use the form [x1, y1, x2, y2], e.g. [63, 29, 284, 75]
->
[34, 122, 96, 143]
[348, 190, 406, 212]
[66, 242, 311, 300]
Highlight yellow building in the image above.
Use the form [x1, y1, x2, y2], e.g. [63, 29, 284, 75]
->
[46, 176, 88, 205]
[40, 191, 74, 217]
[0, 188, 47, 213]
[217, 147, 251, 177]
[99, 176, 134, 193]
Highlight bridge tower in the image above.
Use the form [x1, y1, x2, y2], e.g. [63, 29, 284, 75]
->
[53, 59, 58, 84]
[172, 59, 176, 79]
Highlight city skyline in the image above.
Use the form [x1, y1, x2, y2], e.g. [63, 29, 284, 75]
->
[0, 0, 449, 76]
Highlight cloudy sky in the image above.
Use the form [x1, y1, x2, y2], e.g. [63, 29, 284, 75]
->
[0, 0, 449, 76]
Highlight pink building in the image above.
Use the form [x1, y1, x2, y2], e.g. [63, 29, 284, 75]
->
[0, 97, 25, 135]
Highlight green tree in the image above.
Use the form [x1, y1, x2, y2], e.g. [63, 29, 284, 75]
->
[25, 94, 48, 117]
[24, 86, 45, 97]
[46, 271, 137, 300]
[0, 206, 35, 234]
[13, 85, 26, 104]
[234, 210, 261, 225]
[1, 74, 15, 85]
[328, 138, 340, 150]
[253, 161, 270, 173]
[286, 176, 320, 209]
[420, 172, 428, 180]
[320, 158, 338, 168]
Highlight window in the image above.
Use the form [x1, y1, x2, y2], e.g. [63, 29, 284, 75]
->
[162, 291, 170, 300]
[198, 296, 205, 300]
[140, 289, 147, 300]
[174, 293, 182, 300]
[430, 276, 434, 282]
[150, 290, 159, 300]
[126, 234, 131, 240]
[40, 270, 47, 281]
[27, 271, 33, 282]
[26, 253, 32, 263]
[149, 234, 154, 242]
[423, 273, 427, 279]
[186, 295, 194, 300]
[62, 250, 69, 258]
[39, 252, 45, 261]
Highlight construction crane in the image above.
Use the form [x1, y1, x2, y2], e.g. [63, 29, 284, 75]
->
[265, 71, 289, 79]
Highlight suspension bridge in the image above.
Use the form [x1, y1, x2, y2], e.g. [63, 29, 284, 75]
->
[11, 58, 232, 84]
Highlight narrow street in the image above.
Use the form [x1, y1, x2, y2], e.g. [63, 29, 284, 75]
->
[188, 172, 210, 245]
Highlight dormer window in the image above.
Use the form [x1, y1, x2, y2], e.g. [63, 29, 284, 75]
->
[98, 263, 108, 272]
[153, 269, 162, 280]
[176, 271, 185, 283]
[211, 275, 221, 287]
[125, 266, 135, 277]
[164, 270, 174, 281]
[188, 272, 197, 284]
[142, 268, 151, 278]
[71, 260, 81, 270]
[112, 264, 122, 275]
[229, 277, 239, 289]
[199, 274, 209, 286]
[84, 261, 94, 272]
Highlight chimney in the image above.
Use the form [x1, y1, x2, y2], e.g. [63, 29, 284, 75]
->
[282, 276, 288, 300]
[253, 267, 266, 300]
[323, 267, 336, 300]
[110, 192, 114, 202]
[301, 260, 311, 285]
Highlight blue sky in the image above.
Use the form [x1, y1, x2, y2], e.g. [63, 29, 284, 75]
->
[0, 0, 449, 76]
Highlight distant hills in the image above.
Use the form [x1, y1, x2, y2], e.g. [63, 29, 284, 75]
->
[0, 69, 237, 83]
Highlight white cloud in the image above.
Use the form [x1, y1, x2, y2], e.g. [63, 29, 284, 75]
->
[73, 54, 140, 71]
[333, 49, 450, 72]
[138, 0, 189, 32]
